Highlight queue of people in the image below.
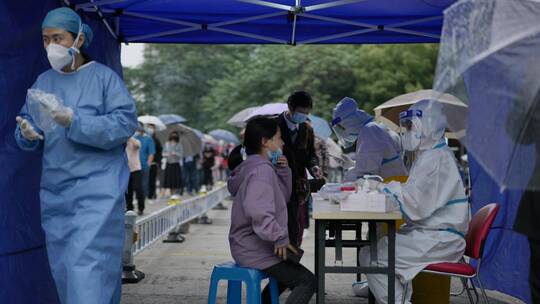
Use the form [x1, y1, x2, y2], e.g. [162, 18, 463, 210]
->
[124, 125, 235, 214]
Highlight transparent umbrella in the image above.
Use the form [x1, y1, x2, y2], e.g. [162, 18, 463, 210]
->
[227, 107, 260, 127]
[434, 0, 540, 190]
[244, 103, 288, 122]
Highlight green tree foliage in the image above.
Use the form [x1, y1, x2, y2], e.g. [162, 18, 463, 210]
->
[124, 44, 438, 132]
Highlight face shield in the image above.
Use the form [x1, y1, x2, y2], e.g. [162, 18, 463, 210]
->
[399, 109, 423, 131]
[331, 112, 358, 148]
[332, 124, 357, 148]
[399, 109, 423, 165]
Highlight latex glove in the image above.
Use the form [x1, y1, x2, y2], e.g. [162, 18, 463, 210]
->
[311, 166, 323, 178]
[16, 116, 43, 141]
[51, 107, 73, 128]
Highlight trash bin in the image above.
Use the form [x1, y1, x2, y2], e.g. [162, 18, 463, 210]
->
[411, 272, 450, 304]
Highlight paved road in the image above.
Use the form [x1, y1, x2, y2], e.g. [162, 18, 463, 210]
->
[122, 199, 523, 304]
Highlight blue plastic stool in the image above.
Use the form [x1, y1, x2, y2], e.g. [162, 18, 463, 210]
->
[208, 262, 280, 304]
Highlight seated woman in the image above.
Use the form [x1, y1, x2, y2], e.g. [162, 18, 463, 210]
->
[356, 100, 470, 304]
[227, 117, 316, 304]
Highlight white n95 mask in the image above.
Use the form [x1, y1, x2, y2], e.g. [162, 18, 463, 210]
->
[46, 44, 79, 71]
[46, 22, 82, 72]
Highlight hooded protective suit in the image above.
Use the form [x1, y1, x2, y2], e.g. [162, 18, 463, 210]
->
[332, 97, 407, 181]
[359, 100, 469, 304]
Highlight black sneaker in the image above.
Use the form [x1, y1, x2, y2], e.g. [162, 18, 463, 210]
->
[137, 210, 144, 216]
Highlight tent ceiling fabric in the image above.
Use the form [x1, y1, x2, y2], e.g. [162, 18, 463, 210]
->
[68, 0, 456, 44]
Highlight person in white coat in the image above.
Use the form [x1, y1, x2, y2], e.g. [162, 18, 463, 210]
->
[331, 97, 407, 181]
[357, 100, 470, 304]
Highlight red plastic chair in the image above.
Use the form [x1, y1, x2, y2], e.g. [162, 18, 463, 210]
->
[418, 203, 500, 304]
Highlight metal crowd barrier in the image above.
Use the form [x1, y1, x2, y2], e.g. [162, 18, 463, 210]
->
[135, 185, 229, 255]
[122, 185, 229, 283]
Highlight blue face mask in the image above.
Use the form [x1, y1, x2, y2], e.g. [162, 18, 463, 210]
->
[291, 112, 308, 124]
[266, 148, 283, 166]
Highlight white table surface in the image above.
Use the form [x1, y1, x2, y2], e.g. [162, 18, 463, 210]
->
[312, 194, 402, 220]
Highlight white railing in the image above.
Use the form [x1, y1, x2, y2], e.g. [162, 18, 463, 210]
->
[132, 185, 229, 256]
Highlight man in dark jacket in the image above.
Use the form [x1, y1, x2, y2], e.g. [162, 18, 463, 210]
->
[276, 91, 322, 247]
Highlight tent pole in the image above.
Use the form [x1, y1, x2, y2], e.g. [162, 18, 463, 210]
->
[303, 13, 377, 29]
[210, 11, 287, 28]
[239, 0, 365, 13]
[298, 14, 442, 43]
[298, 28, 376, 44]
[237, 0, 291, 11]
[75, 0, 119, 41]
[126, 28, 201, 42]
[88, 0, 119, 41]
[304, 0, 366, 12]
[76, 0, 127, 10]
[208, 27, 288, 44]
[123, 11, 200, 27]
[291, 0, 300, 45]
[383, 27, 440, 39]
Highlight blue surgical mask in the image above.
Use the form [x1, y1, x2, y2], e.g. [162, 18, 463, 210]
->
[266, 148, 283, 166]
[291, 112, 308, 124]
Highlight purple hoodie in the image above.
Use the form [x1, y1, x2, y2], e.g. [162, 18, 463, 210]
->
[228, 154, 292, 270]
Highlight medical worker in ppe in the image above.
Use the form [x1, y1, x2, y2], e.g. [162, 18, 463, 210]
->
[356, 100, 469, 304]
[331, 97, 407, 181]
[14, 7, 137, 304]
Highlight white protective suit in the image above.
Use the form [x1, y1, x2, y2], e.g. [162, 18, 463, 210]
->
[359, 100, 470, 304]
[331, 97, 407, 181]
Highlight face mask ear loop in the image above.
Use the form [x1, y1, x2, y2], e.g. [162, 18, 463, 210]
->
[70, 20, 83, 70]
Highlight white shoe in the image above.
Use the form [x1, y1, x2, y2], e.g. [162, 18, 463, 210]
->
[352, 281, 369, 298]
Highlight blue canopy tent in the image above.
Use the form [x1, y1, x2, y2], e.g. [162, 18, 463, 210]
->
[69, 0, 450, 45]
[0, 0, 528, 303]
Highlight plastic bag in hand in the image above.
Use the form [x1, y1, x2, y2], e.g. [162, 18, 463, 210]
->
[26, 89, 64, 132]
